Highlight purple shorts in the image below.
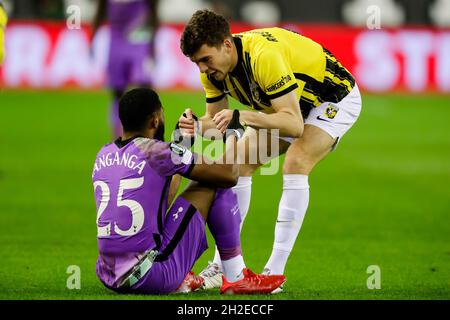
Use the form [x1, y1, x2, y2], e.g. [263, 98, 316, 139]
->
[127, 196, 208, 294]
[107, 37, 153, 90]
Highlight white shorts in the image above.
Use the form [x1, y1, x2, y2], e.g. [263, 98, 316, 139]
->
[280, 84, 362, 148]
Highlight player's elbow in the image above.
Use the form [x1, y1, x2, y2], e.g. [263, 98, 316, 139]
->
[280, 111, 303, 138]
[286, 123, 303, 138]
[296, 123, 304, 138]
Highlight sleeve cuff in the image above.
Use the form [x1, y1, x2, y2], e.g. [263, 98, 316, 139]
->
[206, 94, 226, 103]
[266, 83, 298, 100]
[181, 153, 197, 177]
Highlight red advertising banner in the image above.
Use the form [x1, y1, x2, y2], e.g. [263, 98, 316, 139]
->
[1, 21, 449, 92]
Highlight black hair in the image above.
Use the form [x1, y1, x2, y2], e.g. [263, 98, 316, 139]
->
[180, 9, 231, 57]
[118, 88, 162, 132]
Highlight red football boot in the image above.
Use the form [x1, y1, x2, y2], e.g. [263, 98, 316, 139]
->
[220, 268, 286, 295]
[174, 271, 205, 293]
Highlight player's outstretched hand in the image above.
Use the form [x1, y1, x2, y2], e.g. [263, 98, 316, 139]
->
[223, 110, 245, 143]
[213, 109, 234, 133]
[174, 108, 198, 148]
[177, 108, 196, 135]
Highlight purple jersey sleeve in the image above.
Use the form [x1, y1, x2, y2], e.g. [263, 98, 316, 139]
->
[134, 138, 195, 177]
[107, 0, 151, 36]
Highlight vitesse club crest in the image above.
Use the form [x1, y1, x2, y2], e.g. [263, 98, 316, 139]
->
[250, 80, 260, 103]
[324, 104, 339, 119]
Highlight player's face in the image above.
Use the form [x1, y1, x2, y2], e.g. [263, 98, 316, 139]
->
[191, 40, 234, 81]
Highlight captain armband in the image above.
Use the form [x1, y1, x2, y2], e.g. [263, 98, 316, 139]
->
[169, 142, 194, 165]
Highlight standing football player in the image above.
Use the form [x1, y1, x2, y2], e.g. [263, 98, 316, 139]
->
[178, 10, 362, 290]
[92, 0, 159, 138]
[92, 87, 286, 294]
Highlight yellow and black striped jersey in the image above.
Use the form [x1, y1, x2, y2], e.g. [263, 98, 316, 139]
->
[0, 3, 7, 64]
[200, 27, 355, 117]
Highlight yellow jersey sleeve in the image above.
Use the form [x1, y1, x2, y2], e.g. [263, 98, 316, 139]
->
[0, 5, 7, 64]
[254, 49, 298, 99]
[0, 5, 6, 28]
[200, 72, 226, 103]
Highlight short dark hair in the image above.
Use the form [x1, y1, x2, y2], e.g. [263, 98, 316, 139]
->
[180, 9, 231, 57]
[119, 88, 162, 132]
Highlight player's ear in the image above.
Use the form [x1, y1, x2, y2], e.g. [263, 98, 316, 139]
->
[147, 115, 158, 130]
[223, 37, 233, 50]
[152, 116, 159, 129]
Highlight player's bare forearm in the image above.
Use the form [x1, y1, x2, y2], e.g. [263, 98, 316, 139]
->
[167, 174, 182, 206]
[240, 110, 303, 138]
[187, 136, 239, 188]
[188, 159, 238, 188]
[240, 91, 303, 137]
[200, 97, 229, 138]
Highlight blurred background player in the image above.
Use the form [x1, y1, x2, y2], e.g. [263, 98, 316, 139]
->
[93, 87, 286, 295]
[0, 1, 7, 64]
[179, 9, 362, 290]
[91, 0, 160, 138]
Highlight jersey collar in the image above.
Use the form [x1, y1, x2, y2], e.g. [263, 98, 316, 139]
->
[230, 36, 244, 77]
[114, 135, 144, 148]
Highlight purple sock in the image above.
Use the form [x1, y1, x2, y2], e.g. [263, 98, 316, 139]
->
[207, 188, 242, 260]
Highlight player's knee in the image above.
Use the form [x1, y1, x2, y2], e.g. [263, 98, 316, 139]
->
[217, 188, 241, 222]
[283, 156, 313, 175]
[239, 163, 259, 176]
[181, 182, 216, 219]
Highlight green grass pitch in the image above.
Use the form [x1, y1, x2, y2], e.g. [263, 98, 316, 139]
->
[0, 89, 449, 300]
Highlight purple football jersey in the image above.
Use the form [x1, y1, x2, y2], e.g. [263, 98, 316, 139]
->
[107, 0, 151, 38]
[92, 137, 194, 286]
[106, 0, 156, 89]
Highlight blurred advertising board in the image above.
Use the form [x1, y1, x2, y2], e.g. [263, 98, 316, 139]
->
[1, 21, 449, 93]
